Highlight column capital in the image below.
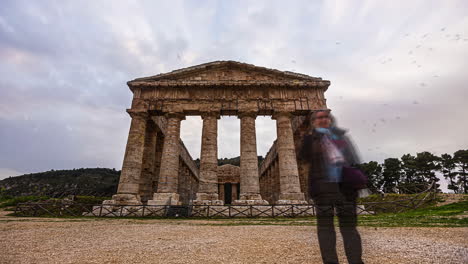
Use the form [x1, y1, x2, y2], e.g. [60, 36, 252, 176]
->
[238, 111, 257, 119]
[271, 111, 292, 120]
[200, 111, 221, 120]
[164, 112, 186, 120]
[127, 109, 149, 119]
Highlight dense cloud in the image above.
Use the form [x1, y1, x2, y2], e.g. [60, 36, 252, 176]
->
[1, 0, 467, 192]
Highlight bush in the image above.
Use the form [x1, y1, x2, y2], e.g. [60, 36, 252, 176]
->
[0, 196, 50, 208]
[357, 193, 439, 213]
[74, 196, 110, 204]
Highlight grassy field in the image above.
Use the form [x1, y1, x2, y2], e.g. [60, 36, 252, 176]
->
[2, 200, 466, 228]
[2, 193, 467, 227]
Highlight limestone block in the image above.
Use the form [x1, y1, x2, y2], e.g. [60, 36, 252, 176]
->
[251, 205, 273, 216]
[232, 199, 269, 205]
[103, 193, 142, 206]
[142, 206, 167, 217]
[228, 205, 251, 217]
[192, 199, 224, 206]
[147, 193, 181, 205]
[207, 205, 230, 217]
[293, 205, 315, 216]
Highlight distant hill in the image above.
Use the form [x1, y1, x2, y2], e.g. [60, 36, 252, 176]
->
[0, 168, 120, 197]
[194, 155, 264, 167]
[0, 156, 265, 197]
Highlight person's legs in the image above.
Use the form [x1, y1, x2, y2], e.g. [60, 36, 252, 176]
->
[315, 194, 339, 264]
[336, 196, 364, 264]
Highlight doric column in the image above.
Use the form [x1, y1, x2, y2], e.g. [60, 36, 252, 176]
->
[151, 131, 164, 194]
[194, 112, 223, 205]
[138, 121, 158, 203]
[232, 184, 238, 202]
[104, 111, 149, 205]
[273, 158, 280, 202]
[233, 112, 268, 205]
[265, 169, 273, 202]
[218, 184, 225, 203]
[148, 112, 185, 205]
[272, 112, 306, 204]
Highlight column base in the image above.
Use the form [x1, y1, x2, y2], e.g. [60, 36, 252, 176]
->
[147, 193, 181, 205]
[232, 199, 269, 205]
[232, 193, 269, 205]
[275, 192, 308, 204]
[102, 193, 142, 205]
[192, 200, 224, 205]
[193, 193, 224, 205]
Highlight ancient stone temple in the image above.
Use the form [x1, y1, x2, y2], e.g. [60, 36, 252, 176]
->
[104, 61, 330, 206]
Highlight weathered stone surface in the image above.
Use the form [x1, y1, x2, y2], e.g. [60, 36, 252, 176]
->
[235, 112, 268, 205]
[272, 112, 306, 204]
[138, 121, 157, 202]
[104, 111, 149, 205]
[154, 113, 184, 193]
[107, 61, 329, 209]
[232, 198, 269, 205]
[195, 112, 221, 204]
[148, 192, 181, 205]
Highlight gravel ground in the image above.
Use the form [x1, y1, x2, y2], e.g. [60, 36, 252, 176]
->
[1, 212, 467, 264]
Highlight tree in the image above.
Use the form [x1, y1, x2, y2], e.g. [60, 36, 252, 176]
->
[358, 161, 383, 193]
[382, 158, 402, 193]
[400, 154, 419, 188]
[439, 153, 459, 193]
[454, 150, 468, 194]
[414, 151, 441, 192]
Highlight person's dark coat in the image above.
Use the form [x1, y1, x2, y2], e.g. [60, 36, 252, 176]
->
[298, 127, 360, 201]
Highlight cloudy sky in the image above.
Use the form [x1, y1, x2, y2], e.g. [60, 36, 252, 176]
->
[1, 1, 467, 190]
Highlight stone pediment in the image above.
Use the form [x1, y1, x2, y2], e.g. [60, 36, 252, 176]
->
[128, 61, 328, 87]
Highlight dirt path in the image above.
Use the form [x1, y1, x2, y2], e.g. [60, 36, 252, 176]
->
[1, 212, 467, 264]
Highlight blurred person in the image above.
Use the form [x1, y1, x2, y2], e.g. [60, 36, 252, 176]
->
[299, 109, 365, 264]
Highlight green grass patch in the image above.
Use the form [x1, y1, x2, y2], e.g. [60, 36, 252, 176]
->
[188, 201, 468, 227]
[0, 195, 50, 209]
[6, 198, 467, 228]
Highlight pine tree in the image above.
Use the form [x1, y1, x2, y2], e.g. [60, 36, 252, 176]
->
[382, 158, 402, 193]
[414, 151, 441, 192]
[439, 153, 459, 193]
[454, 150, 468, 194]
[357, 161, 383, 193]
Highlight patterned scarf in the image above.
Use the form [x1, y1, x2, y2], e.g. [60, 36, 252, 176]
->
[315, 127, 345, 182]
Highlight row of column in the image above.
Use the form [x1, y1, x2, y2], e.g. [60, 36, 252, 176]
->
[107, 110, 306, 206]
[260, 159, 280, 204]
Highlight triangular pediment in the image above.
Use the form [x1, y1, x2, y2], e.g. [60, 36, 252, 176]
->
[130, 61, 323, 84]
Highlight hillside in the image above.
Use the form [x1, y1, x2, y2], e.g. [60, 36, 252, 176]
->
[0, 168, 120, 197]
[0, 157, 256, 197]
